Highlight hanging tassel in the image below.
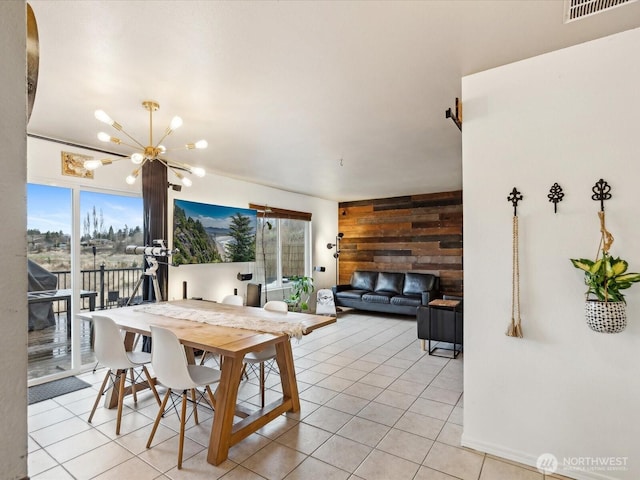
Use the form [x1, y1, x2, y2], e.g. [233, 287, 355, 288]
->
[507, 215, 524, 338]
[514, 323, 523, 338]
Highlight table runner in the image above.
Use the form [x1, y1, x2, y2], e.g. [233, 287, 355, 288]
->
[137, 303, 306, 340]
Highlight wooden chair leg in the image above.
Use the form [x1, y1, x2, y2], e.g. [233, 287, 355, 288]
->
[420, 339, 426, 351]
[88, 369, 111, 423]
[205, 385, 216, 410]
[147, 389, 171, 448]
[199, 352, 208, 365]
[191, 388, 199, 425]
[115, 370, 126, 434]
[129, 368, 138, 403]
[260, 362, 265, 408]
[178, 390, 188, 469]
[142, 365, 161, 406]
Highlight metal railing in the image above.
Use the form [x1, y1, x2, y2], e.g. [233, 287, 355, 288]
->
[51, 265, 143, 311]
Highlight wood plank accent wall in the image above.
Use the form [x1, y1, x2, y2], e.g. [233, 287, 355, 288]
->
[338, 190, 463, 296]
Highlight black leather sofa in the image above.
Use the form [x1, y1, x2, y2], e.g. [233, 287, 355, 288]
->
[332, 271, 439, 316]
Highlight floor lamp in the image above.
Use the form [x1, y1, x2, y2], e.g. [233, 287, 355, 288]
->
[326, 232, 344, 286]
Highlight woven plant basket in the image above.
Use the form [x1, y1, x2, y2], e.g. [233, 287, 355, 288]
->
[585, 300, 627, 334]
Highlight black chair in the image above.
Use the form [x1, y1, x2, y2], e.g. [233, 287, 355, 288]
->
[246, 282, 262, 307]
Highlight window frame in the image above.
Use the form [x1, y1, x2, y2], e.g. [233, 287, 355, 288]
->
[251, 204, 312, 291]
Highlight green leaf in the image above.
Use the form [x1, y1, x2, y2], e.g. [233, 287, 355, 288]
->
[570, 258, 593, 272]
[616, 273, 640, 283]
[610, 258, 628, 276]
[589, 258, 603, 275]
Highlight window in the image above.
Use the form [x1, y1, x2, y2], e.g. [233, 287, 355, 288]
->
[252, 204, 311, 293]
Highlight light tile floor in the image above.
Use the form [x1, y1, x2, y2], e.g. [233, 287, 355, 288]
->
[28, 311, 571, 479]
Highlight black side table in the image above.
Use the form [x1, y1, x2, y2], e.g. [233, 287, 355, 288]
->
[427, 299, 462, 358]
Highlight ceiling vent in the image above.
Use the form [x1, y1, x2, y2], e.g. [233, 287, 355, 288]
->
[564, 0, 638, 22]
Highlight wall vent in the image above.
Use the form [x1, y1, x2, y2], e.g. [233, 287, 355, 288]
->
[564, 0, 637, 22]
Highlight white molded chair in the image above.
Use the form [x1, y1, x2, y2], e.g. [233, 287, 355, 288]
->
[146, 325, 221, 469]
[200, 294, 244, 366]
[221, 294, 244, 306]
[242, 300, 287, 407]
[88, 315, 161, 434]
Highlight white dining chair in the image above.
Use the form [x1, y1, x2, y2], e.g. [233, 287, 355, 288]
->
[221, 294, 244, 306]
[88, 315, 161, 434]
[242, 300, 287, 407]
[146, 325, 221, 469]
[200, 293, 244, 366]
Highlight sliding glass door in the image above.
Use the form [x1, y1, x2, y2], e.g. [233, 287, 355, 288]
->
[27, 184, 143, 382]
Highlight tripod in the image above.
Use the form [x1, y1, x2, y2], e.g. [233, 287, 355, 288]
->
[127, 255, 163, 306]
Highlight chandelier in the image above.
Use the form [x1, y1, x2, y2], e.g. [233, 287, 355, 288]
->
[83, 100, 207, 186]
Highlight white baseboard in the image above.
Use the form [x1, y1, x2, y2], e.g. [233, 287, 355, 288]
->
[461, 434, 625, 480]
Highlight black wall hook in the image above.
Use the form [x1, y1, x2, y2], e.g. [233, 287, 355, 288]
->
[507, 187, 523, 216]
[548, 183, 564, 214]
[591, 179, 611, 211]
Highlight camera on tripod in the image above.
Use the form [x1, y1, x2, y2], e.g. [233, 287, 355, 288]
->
[125, 239, 176, 257]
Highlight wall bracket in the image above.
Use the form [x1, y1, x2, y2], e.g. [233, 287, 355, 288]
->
[445, 97, 462, 131]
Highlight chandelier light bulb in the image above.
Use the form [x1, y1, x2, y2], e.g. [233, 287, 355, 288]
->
[191, 166, 206, 177]
[126, 168, 141, 185]
[95, 109, 114, 125]
[158, 145, 166, 154]
[131, 153, 144, 164]
[194, 139, 208, 149]
[181, 176, 193, 187]
[84, 159, 103, 170]
[169, 116, 183, 131]
[97, 132, 111, 142]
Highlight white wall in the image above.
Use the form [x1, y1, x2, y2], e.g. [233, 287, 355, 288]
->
[27, 136, 338, 308]
[0, 2, 28, 478]
[166, 176, 337, 305]
[462, 28, 640, 480]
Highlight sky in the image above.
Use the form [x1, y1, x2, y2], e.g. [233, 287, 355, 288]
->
[27, 184, 143, 234]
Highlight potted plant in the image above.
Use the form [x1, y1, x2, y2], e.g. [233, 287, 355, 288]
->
[570, 215, 640, 333]
[284, 275, 314, 312]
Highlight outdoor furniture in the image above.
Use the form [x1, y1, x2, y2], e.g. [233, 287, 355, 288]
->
[77, 299, 335, 466]
[28, 289, 97, 337]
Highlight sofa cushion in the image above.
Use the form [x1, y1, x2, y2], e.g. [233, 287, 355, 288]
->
[362, 292, 392, 304]
[390, 294, 422, 307]
[374, 272, 404, 294]
[403, 272, 436, 295]
[350, 271, 378, 292]
[335, 289, 369, 300]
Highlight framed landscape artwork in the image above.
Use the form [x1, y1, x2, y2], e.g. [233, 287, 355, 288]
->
[172, 199, 257, 265]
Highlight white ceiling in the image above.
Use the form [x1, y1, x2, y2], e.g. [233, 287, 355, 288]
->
[26, 1, 640, 202]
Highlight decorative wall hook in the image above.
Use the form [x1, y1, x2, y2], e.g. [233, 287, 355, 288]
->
[547, 183, 564, 213]
[507, 187, 523, 216]
[591, 178, 611, 211]
[445, 97, 462, 131]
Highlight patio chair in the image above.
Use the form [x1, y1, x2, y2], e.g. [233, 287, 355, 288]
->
[241, 300, 287, 407]
[146, 325, 221, 469]
[88, 315, 161, 434]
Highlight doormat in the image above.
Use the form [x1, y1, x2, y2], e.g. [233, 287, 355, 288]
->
[28, 376, 92, 405]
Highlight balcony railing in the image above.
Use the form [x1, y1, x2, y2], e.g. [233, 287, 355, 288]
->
[50, 265, 144, 312]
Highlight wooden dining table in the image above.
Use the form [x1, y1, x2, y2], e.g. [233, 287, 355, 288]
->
[79, 299, 336, 466]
